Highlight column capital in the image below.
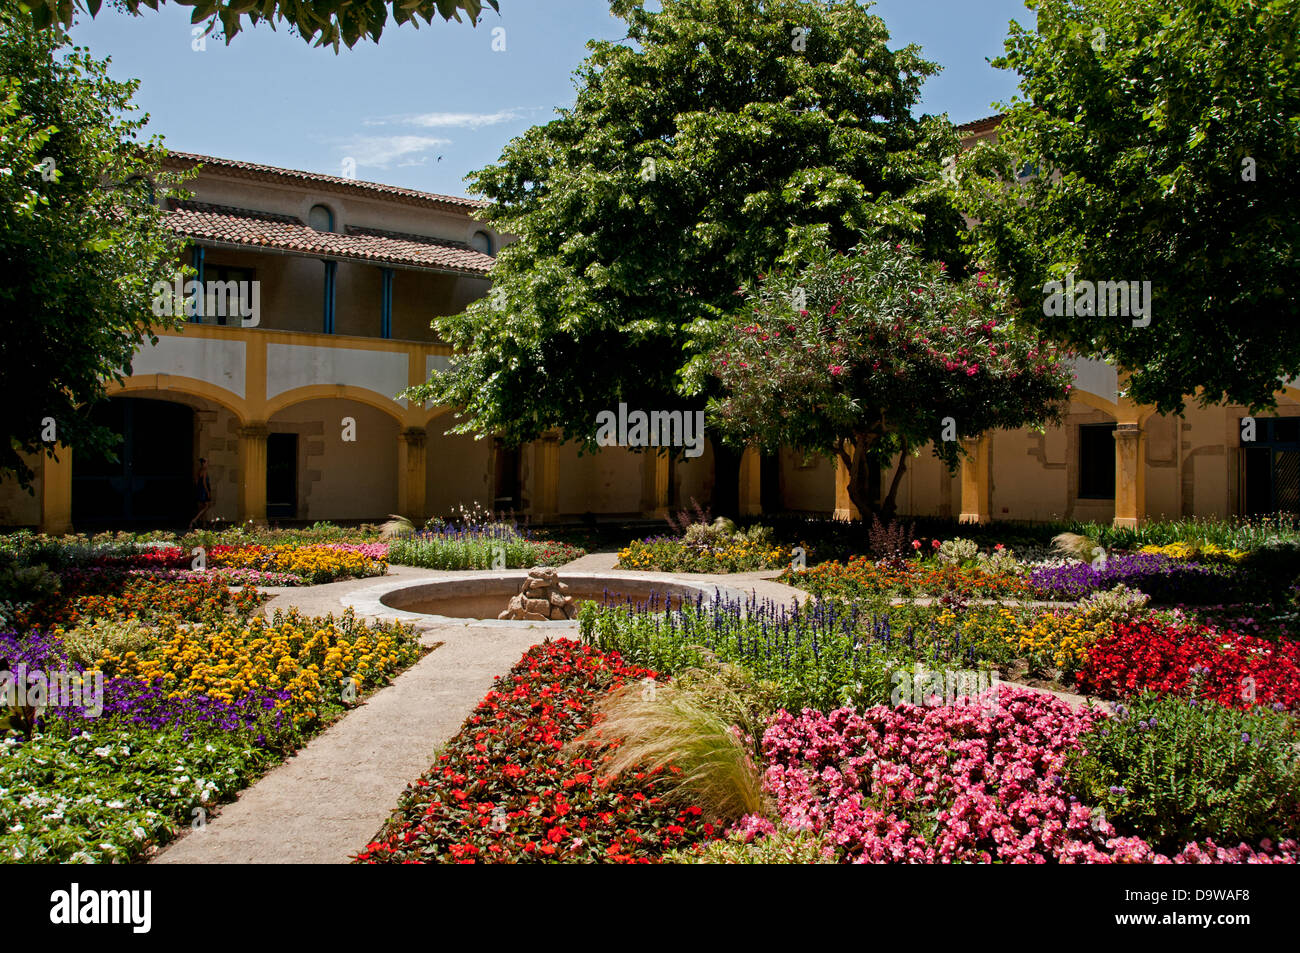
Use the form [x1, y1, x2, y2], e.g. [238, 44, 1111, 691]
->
[239, 422, 269, 440]
[400, 427, 427, 447]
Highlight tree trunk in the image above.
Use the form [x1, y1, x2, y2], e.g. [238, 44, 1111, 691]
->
[880, 443, 910, 520]
[837, 432, 908, 521]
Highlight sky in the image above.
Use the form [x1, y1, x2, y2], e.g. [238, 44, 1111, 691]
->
[68, 0, 1036, 199]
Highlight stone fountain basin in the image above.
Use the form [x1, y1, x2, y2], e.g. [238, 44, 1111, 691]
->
[341, 571, 749, 628]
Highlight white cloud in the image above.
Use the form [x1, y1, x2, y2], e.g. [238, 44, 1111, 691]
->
[363, 109, 527, 130]
[339, 135, 450, 170]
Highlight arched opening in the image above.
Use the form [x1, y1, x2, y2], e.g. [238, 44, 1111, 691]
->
[72, 397, 195, 528]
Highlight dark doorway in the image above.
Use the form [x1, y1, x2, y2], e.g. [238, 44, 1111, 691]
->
[493, 441, 521, 512]
[1078, 423, 1117, 499]
[1243, 418, 1300, 515]
[72, 397, 194, 528]
[267, 433, 298, 520]
[760, 452, 782, 514]
[712, 443, 741, 519]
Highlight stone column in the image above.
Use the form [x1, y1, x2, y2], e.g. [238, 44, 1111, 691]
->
[640, 450, 670, 519]
[397, 427, 428, 523]
[238, 423, 268, 525]
[738, 446, 762, 516]
[958, 435, 992, 524]
[40, 446, 73, 536]
[1113, 422, 1145, 528]
[532, 434, 560, 524]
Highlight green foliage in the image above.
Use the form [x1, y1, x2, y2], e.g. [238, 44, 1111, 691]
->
[1067, 692, 1300, 853]
[0, 11, 191, 487]
[22, 0, 498, 51]
[0, 549, 61, 630]
[959, 0, 1300, 413]
[408, 0, 964, 448]
[578, 597, 1000, 713]
[0, 725, 273, 863]
[665, 827, 839, 864]
[706, 235, 1070, 515]
[60, 617, 157, 672]
[386, 529, 582, 569]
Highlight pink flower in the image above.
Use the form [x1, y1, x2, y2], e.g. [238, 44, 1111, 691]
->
[931, 539, 941, 550]
[911, 540, 922, 550]
[829, 365, 845, 376]
[994, 543, 1005, 552]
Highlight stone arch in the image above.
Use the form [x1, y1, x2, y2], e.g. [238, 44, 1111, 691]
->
[265, 384, 409, 426]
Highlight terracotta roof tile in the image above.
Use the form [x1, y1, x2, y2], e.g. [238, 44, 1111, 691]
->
[164, 152, 489, 212]
[957, 114, 1005, 135]
[166, 200, 495, 276]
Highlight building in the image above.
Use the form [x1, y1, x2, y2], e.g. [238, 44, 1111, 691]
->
[2, 126, 1298, 533]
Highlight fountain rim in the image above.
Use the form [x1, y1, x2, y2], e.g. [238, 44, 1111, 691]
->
[340, 570, 753, 628]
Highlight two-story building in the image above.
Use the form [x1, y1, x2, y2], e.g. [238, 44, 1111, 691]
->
[3, 121, 1298, 533]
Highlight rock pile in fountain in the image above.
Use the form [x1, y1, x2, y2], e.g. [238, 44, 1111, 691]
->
[498, 567, 577, 621]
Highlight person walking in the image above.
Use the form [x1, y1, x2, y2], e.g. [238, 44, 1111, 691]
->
[188, 457, 213, 532]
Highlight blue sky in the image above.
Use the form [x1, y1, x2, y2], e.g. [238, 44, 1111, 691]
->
[69, 0, 1035, 198]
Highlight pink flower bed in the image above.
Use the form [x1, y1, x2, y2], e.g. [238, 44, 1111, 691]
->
[755, 687, 1297, 864]
[322, 542, 389, 560]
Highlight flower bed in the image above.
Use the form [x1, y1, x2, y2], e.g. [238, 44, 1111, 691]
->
[386, 525, 584, 570]
[617, 536, 790, 573]
[580, 595, 1004, 712]
[207, 544, 387, 585]
[357, 640, 716, 864]
[16, 569, 265, 630]
[784, 555, 1035, 601]
[757, 687, 1297, 863]
[1029, 553, 1242, 604]
[1075, 619, 1300, 711]
[92, 607, 422, 726]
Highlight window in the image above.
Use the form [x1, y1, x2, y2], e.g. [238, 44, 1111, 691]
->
[470, 230, 493, 255]
[1078, 423, 1116, 499]
[199, 264, 255, 326]
[308, 204, 335, 232]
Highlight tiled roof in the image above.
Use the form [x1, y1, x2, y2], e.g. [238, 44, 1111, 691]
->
[164, 152, 489, 212]
[957, 114, 1005, 135]
[166, 201, 495, 276]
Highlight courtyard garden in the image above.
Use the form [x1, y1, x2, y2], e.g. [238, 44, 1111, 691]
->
[3, 512, 1299, 864]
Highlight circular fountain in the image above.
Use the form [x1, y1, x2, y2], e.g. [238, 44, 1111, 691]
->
[342, 570, 749, 628]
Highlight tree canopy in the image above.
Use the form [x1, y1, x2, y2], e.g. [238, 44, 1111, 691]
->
[408, 0, 965, 452]
[20, 0, 498, 50]
[0, 9, 189, 487]
[708, 233, 1071, 516]
[958, 0, 1300, 414]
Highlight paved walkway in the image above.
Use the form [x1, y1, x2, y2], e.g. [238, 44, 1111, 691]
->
[150, 558, 1090, 864]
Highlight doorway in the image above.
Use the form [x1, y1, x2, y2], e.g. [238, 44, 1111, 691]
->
[267, 432, 298, 520]
[1243, 418, 1300, 515]
[72, 397, 194, 528]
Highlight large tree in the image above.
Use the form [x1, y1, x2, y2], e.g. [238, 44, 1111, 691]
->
[21, 0, 497, 49]
[0, 8, 189, 487]
[707, 232, 1071, 517]
[958, 0, 1300, 414]
[409, 0, 965, 475]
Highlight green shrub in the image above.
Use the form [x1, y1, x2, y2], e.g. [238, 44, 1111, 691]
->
[1067, 692, 1300, 853]
[666, 828, 839, 864]
[61, 618, 158, 672]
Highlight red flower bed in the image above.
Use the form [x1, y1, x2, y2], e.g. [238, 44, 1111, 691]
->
[1076, 620, 1300, 711]
[355, 639, 717, 864]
